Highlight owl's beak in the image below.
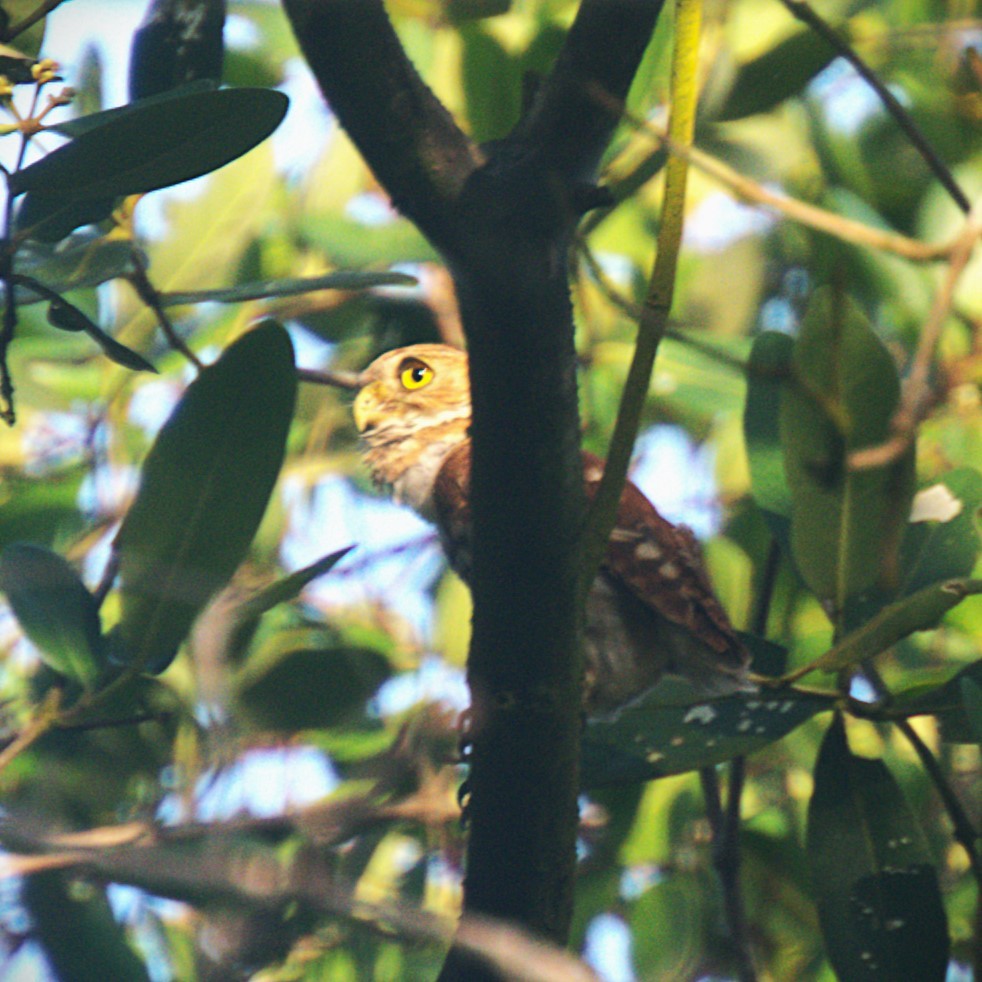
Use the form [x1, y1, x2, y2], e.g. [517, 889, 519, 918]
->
[353, 383, 383, 433]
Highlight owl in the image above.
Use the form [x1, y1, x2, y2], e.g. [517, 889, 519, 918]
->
[353, 344, 752, 714]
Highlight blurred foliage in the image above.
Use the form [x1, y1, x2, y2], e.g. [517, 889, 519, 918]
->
[0, 0, 975, 980]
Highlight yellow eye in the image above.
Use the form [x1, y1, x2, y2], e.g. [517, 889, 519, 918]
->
[399, 358, 434, 391]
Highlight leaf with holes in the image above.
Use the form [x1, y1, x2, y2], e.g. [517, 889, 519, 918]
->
[114, 321, 296, 673]
[581, 677, 832, 786]
[807, 715, 948, 981]
[0, 544, 104, 689]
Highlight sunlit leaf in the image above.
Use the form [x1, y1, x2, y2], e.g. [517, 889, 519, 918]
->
[581, 677, 832, 786]
[781, 288, 916, 606]
[11, 87, 288, 200]
[0, 0, 46, 57]
[0, 543, 103, 689]
[807, 715, 948, 981]
[115, 321, 296, 672]
[803, 578, 982, 677]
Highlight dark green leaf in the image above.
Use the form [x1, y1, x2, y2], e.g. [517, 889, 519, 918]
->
[960, 677, 982, 745]
[781, 288, 916, 605]
[0, 52, 37, 82]
[15, 192, 117, 242]
[159, 270, 417, 307]
[807, 715, 948, 982]
[115, 321, 296, 672]
[717, 27, 837, 121]
[51, 79, 219, 138]
[81, 320, 159, 373]
[11, 87, 288, 199]
[41, 293, 157, 372]
[237, 638, 390, 732]
[805, 578, 982, 677]
[0, 543, 104, 689]
[128, 0, 225, 101]
[581, 678, 832, 786]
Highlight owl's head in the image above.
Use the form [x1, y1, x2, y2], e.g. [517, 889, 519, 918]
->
[354, 344, 471, 436]
[353, 344, 471, 516]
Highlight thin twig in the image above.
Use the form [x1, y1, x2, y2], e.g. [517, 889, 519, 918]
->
[849, 198, 982, 471]
[780, 0, 971, 215]
[579, 0, 703, 589]
[298, 366, 362, 390]
[0, 689, 61, 777]
[125, 251, 203, 371]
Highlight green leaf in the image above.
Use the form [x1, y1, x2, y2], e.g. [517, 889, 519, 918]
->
[0, 0, 48, 57]
[11, 87, 288, 200]
[744, 330, 793, 517]
[42, 295, 158, 372]
[115, 321, 296, 673]
[226, 546, 354, 660]
[460, 24, 521, 143]
[159, 270, 417, 307]
[804, 578, 982, 677]
[781, 288, 916, 606]
[15, 235, 138, 299]
[0, 543, 104, 689]
[892, 660, 982, 743]
[807, 715, 949, 982]
[716, 27, 837, 121]
[581, 678, 832, 786]
[236, 631, 390, 732]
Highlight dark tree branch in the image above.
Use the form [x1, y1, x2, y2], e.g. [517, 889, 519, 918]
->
[513, 0, 664, 179]
[283, 1, 666, 971]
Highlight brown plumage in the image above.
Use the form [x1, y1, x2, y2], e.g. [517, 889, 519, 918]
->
[354, 344, 752, 714]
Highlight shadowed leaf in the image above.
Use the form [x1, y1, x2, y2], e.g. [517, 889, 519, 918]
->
[11, 87, 288, 200]
[807, 715, 948, 981]
[115, 321, 296, 672]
